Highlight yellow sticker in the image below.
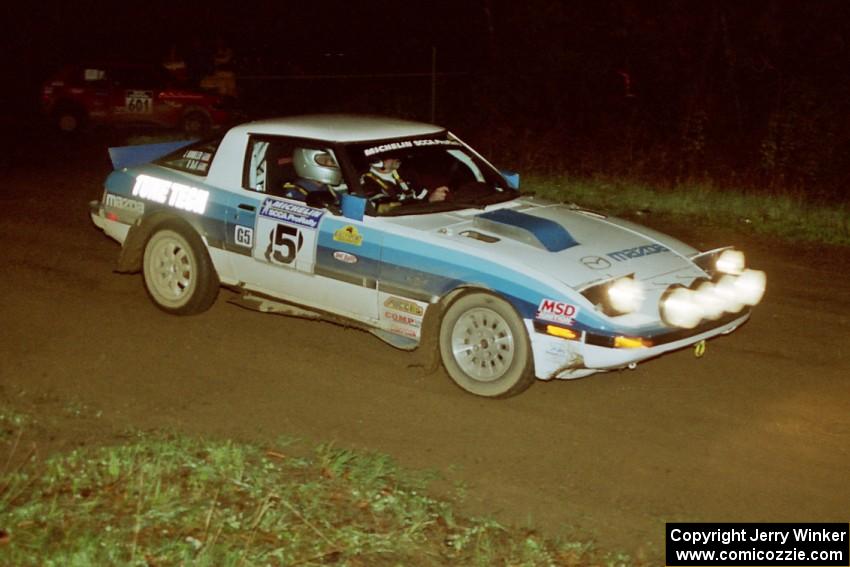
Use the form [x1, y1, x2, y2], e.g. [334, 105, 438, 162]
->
[384, 297, 424, 316]
[333, 225, 363, 246]
[694, 340, 707, 358]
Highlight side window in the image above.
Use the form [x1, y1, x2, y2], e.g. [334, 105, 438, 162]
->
[245, 137, 342, 203]
[247, 140, 269, 191]
[156, 137, 222, 175]
[246, 138, 299, 196]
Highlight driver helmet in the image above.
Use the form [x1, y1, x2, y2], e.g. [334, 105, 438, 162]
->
[369, 157, 401, 181]
[293, 148, 341, 185]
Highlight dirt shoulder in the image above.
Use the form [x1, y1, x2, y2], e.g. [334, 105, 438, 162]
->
[2, 133, 849, 563]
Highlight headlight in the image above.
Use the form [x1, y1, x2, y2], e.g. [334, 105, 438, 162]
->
[606, 276, 645, 315]
[581, 275, 645, 316]
[716, 249, 746, 275]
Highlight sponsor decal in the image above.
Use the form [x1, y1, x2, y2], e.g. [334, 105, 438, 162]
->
[182, 149, 212, 172]
[259, 198, 324, 229]
[383, 311, 421, 328]
[105, 193, 145, 214]
[580, 255, 612, 270]
[333, 250, 358, 264]
[131, 174, 209, 214]
[183, 149, 212, 162]
[234, 225, 253, 247]
[536, 299, 579, 325]
[333, 225, 363, 246]
[607, 243, 669, 262]
[383, 297, 424, 316]
[389, 325, 418, 339]
[265, 224, 303, 265]
[363, 138, 461, 157]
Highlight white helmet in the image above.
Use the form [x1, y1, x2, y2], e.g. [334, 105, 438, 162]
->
[293, 148, 341, 185]
[370, 157, 401, 172]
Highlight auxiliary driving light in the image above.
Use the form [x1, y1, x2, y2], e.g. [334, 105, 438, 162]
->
[713, 275, 745, 313]
[734, 269, 767, 306]
[660, 287, 703, 329]
[716, 249, 746, 275]
[693, 282, 725, 320]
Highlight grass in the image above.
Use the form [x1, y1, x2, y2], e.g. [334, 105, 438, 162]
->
[525, 174, 850, 247]
[0, 407, 633, 566]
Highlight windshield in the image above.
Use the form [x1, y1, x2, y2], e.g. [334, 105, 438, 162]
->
[345, 133, 517, 215]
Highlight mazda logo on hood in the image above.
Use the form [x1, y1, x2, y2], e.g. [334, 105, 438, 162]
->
[580, 255, 612, 270]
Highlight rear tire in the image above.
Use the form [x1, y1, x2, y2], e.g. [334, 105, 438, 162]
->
[439, 292, 535, 398]
[53, 104, 86, 134]
[142, 222, 218, 315]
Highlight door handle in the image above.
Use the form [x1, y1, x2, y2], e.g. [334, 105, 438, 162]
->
[238, 203, 256, 212]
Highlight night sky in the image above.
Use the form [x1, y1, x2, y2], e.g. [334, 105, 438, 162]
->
[5, 1, 850, 196]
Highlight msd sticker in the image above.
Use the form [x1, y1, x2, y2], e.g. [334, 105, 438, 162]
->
[536, 299, 579, 325]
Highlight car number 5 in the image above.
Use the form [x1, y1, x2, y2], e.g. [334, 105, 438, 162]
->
[265, 224, 303, 265]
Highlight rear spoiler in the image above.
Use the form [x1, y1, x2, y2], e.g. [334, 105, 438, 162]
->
[108, 139, 197, 170]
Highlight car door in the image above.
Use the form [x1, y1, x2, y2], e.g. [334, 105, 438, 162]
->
[226, 136, 380, 323]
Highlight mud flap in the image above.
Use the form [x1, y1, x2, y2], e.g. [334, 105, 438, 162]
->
[405, 301, 443, 374]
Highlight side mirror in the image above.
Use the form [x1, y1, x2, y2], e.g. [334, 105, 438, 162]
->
[500, 170, 520, 190]
[305, 190, 341, 215]
[340, 193, 367, 221]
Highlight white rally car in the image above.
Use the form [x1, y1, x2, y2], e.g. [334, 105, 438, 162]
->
[90, 114, 766, 397]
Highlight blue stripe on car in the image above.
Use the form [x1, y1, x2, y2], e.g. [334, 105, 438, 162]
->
[477, 209, 579, 252]
[315, 219, 620, 333]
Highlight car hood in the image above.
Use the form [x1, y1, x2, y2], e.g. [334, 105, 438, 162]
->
[383, 198, 704, 289]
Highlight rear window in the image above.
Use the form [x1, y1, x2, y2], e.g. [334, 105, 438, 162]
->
[156, 137, 223, 176]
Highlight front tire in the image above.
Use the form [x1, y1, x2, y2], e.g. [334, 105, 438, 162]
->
[439, 292, 535, 398]
[142, 223, 218, 315]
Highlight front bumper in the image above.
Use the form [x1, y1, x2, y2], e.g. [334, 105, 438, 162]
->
[528, 311, 751, 380]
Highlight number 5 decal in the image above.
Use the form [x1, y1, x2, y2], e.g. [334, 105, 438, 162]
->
[265, 224, 303, 265]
